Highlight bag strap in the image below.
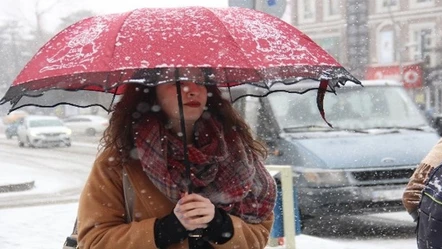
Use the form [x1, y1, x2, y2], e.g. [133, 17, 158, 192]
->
[70, 167, 134, 236]
[123, 167, 134, 223]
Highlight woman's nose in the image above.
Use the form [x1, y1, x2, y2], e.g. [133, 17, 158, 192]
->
[182, 82, 200, 97]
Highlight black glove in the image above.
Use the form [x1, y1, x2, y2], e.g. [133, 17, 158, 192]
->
[203, 208, 234, 244]
[154, 212, 188, 249]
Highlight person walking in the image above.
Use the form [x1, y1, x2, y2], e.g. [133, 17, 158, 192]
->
[402, 138, 442, 220]
[76, 68, 277, 249]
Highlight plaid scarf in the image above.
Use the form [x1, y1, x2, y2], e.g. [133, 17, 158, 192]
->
[134, 115, 276, 224]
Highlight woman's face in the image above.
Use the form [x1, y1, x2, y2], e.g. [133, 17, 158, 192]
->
[156, 78, 208, 124]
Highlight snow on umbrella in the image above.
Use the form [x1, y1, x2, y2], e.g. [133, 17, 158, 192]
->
[0, 6, 361, 192]
[0, 7, 360, 112]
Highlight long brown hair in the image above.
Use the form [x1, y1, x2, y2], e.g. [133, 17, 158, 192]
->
[101, 83, 267, 164]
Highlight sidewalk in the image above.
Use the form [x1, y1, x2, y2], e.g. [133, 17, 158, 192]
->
[0, 163, 35, 193]
[0, 134, 99, 194]
[266, 234, 355, 249]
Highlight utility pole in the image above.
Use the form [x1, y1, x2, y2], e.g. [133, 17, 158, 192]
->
[387, 0, 403, 83]
[420, 30, 432, 110]
[345, 0, 369, 79]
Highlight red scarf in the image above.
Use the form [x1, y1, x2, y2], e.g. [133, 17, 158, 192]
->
[134, 115, 276, 224]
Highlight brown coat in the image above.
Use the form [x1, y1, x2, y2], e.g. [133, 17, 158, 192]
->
[402, 138, 442, 214]
[77, 148, 274, 249]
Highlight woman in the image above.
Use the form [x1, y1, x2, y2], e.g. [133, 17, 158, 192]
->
[76, 68, 277, 249]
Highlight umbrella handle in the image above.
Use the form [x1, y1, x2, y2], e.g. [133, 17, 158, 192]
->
[188, 228, 204, 247]
[175, 81, 194, 194]
[175, 80, 203, 246]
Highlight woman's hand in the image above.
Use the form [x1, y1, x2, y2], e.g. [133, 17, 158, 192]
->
[174, 193, 215, 231]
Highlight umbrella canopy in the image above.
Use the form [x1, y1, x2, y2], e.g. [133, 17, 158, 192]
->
[0, 6, 362, 197]
[0, 6, 360, 113]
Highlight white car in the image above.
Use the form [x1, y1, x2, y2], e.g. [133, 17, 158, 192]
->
[16, 115, 72, 147]
[63, 115, 109, 136]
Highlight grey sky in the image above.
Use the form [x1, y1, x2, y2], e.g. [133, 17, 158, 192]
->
[0, 0, 228, 32]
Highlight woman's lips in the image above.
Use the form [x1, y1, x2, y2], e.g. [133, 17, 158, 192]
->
[184, 101, 201, 107]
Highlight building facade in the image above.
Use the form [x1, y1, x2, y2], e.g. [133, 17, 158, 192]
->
[290, 0, 442, 112]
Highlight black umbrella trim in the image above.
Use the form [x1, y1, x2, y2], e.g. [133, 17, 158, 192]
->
[0, 66, 361, 115]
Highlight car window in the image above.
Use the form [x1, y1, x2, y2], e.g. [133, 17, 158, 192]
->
[233, 97, 260, 135]
[28, 119, 64, 127]
[89, 116, 108, 122]
[267, 85, 428, 130]
[65, 118, 88, 122]
[233, 97, 278, 140]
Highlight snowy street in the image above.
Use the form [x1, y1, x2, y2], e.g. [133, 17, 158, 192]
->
[0, 135, 418, 249]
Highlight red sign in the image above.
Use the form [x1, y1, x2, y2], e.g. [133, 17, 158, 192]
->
[365, 63, 423, 88]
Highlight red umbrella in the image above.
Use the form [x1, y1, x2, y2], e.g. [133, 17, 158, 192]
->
[0, 7, 359, 117]
[0, 6, 360, 194]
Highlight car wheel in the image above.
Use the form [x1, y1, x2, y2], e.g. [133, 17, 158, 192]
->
[86, 128, 96, 136]
[18, 140, 24, 147]
[65, 141, 71, 147]
[292, 209, 312, 232]
[26, 136, 34, 148]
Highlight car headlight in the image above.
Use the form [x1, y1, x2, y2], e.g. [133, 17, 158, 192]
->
[66, 128, 72, 135]
[29, 130, 39, 136]
[301, 170, 348, 187]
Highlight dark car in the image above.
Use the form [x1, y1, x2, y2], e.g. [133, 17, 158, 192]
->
[431, 113, 442, 136]
[231, 80, 440, 221]
[5, 119, 22, 139]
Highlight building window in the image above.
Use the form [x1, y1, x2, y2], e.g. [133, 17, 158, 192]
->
[376, 0, 399, 13]
[410, 0, 434, 8]
[383, 0, 398, 7]
[378, 30, 395, 64]
[409, 25, 436, 67]
[317, 37, 340, 61]
[323, 0, 341, 20]
[298, 0, 316, 23]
